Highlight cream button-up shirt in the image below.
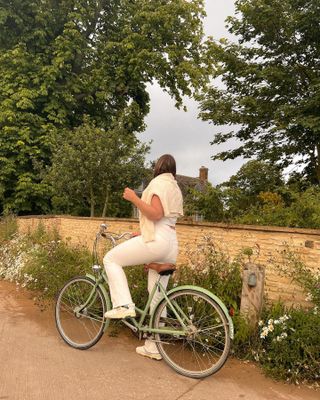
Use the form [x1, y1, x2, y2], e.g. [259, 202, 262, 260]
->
[139, 173, 183, 242]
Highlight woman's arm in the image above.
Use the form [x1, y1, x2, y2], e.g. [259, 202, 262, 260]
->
[123, 188, 164, 221]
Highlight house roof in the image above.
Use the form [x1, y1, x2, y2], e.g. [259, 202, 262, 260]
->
[176, 174, 207, 196]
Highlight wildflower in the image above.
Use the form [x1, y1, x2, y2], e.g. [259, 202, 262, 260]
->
[260, 327, 269, 339]
[279, 315, 290, 323]
[305, 293, 313, 302]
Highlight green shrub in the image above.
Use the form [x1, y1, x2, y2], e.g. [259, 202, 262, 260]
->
[0, 223, 92, 308]
[0, 214, 17, 242]
[277, 247, 320, 307]
[253, 252, 320, 385]
[0, 232, 30, 282]
[175, 236, 243, 313]
[23, 238, 92, 301]
[232, 314, 257, 358]
[257, 303, 320, 384]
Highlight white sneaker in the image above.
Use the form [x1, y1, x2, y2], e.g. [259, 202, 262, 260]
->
[136, 345, 162, 360]
[104, 305, 136, 319]
[136, 339, 162, 361]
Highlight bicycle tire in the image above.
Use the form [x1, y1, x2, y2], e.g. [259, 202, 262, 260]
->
[153, 289, 231, 379]
[55, 276, 109, 350]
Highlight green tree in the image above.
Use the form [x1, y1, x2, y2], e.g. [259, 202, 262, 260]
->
[219, 160, 284, 218]
[236, 186, 320, 229]
[0, 0, 208, 214]
[184, 183, 224, 222]
[199, 0, 320, 183]
[46, 117, 149, 217]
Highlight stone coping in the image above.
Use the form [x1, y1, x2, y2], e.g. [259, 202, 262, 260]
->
[16, 214, 320, 237]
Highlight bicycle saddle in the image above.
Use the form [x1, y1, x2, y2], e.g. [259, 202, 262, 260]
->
[145, 262, 176, 275]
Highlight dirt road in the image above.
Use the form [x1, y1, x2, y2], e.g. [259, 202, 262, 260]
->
[0, 280, 318, 400]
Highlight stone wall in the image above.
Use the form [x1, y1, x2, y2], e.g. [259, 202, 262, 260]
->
[17, 215, 320, 306]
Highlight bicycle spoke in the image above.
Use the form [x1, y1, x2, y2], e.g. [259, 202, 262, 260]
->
[55, 277, 107, 349]
[153, 289, 230, 378]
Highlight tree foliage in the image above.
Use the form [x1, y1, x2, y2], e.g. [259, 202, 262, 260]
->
[184, 183, 224, 222]
[46, 117, 149, 217]
[0, 0, 208, 214]
[219, 160, 284, 218]
[184, 160, 320, 229]
[236, 186, 320, 229]
[199, 0, 320, 183]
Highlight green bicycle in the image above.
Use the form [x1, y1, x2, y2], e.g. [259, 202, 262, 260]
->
[55, 224, 234, 379]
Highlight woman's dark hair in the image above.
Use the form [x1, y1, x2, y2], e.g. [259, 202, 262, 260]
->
[154, 154, 176, 178]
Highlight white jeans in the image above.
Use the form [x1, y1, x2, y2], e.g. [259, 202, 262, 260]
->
[103, 220, 178, 309]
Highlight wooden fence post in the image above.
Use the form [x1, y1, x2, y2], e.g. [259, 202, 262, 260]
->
[240, 263, 265, 327]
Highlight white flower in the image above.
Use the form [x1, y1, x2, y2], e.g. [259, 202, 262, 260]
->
[305, 293, 313, 302]
[278, 315, 290, 323]
[260, 327, 269, 339]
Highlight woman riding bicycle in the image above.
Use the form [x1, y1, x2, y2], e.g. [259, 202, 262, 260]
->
[103, 154, 183, 360]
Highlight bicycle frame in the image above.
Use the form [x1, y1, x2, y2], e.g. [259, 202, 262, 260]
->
[86, 270, 189, 337]
[122, 279, 190, 336]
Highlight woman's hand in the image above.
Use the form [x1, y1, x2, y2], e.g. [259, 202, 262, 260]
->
[130, 231, 140, 238]
[123, 187, 137, 203]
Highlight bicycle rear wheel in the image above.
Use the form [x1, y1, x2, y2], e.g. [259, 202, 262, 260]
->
[153, 289, 231, 379]
[55, 276, 109, 349]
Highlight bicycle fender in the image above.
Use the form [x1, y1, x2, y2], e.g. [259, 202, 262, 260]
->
[85, 273, 112, 332]
[152, 285, 234, 340]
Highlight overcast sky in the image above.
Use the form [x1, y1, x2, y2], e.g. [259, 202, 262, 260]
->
[141, 0, 245, 185]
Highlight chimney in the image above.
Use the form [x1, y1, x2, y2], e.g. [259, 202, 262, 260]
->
[199, 166, 208, 182]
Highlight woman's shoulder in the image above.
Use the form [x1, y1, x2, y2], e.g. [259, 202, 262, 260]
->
[146, 174, 181, 194]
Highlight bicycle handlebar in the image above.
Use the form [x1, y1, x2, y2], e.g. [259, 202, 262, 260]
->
[97, 224, 132, 246]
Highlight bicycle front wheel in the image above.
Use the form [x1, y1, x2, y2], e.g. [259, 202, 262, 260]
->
[153, 289, 231, 379]
[55, 276, 109, 350]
